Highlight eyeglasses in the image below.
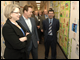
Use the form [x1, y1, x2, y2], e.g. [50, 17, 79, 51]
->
[11, 12, 21, 15]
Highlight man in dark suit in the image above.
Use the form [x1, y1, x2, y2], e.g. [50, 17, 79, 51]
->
[17, 5, 39, 59]
[42, 10, 60, 59]
[32, 10, 41, 44]
[40, 9, 48, 32]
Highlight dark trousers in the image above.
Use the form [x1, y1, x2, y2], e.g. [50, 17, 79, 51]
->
[44, 35, 56, 59]
[26, 41, 38, 59]
[37, 28, 41, 43]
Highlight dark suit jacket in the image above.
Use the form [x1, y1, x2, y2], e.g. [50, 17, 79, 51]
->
[32, 15, 41, 27]
[40, 15, 47, 30]
[17, 16, 39, 48]
[42, 18, 60, 43]
[2, 19, 31, 59]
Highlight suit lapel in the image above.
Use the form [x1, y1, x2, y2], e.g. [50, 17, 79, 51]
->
[7, 19, 24, 36]
[20, 16, 31, 33]
[30, 18, 33, 33]
[46, 18, 49, 29]
[52, 18, 55, 27]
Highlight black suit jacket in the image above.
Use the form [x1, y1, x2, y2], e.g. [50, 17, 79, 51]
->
[2, 19, 31, 59]
[42, 18, 60, 43]
[32, 15, 40, 26]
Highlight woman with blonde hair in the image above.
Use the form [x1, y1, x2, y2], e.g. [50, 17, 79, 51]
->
[2, 4, 31, 59]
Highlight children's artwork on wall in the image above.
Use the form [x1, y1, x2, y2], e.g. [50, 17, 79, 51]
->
[72, 1, 77, 10]
[63, 18, 65, 23]
[66, 10, 69, 17]
[65, 3, 68, 10]
[60, 23, 62, 28]
[72, 23, 77, 33]
[65, 27, 68, 36]
[62, 29, 65, 34]
[74, 18, 77, 23]
[64, 42, 67, 49]
[61, 18, 64, 23]
[75, 43, 79, 56]
[65, 18, 69, 27]
[72, 32, 76, 41]
[63, 24, 65, 28]
[64, 36, 67, 42]
[60, 12, 62, 17]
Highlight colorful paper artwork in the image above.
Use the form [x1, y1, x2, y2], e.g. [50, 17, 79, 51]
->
[72, 1, 77, 10]
[72, 23, 77, 33]
[65, 27, 68, 36]
[65, 3, 68, 10]
[65, 18, 69, 27]
[62, 29, 65, 34]
[75, 43, 79, 56]
[64, 42, 67, 48]
[64, 36, 67, 42]
[60, 23, 62, 28]
[63, 23, 65, 28]
[64, 18, 65, 23]
[72, 32, 76, 40]
[61, 18, 64, 23]
[66, 10, 69, 17]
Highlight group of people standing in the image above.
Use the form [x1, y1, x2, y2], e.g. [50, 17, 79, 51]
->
[2, 4, 60, 59]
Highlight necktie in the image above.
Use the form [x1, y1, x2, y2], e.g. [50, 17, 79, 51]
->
[48, 19, 52, 35]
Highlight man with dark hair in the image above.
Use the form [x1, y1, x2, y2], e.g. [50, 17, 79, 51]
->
[17, 5, 39, 59]
[42, 10, 60, 59]
[49, 8, 53, 10]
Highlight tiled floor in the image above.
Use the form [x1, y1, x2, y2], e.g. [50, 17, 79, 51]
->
[29, 39, 66, 59]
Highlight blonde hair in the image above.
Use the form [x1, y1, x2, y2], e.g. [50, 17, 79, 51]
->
[4, 4, 20, 19]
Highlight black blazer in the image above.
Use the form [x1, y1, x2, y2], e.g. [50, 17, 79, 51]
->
[42, 18, 60, 43]
[32, 15, 41, 26]
[2, 19, 31, 59]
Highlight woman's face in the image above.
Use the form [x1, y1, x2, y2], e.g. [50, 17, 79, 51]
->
[11, 8, 21, 21]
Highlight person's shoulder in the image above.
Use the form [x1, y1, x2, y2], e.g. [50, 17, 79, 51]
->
[54, 18, 59, 22]
[2, 22, 11, 31]
[43, 18, 48, 22]
[30, 17, 35, 20]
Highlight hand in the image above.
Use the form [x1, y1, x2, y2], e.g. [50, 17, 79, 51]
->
[26, 32, 29, 36]
[19, 37, 27, 42]
[37, 41, 39, 44]
[41, 29, 43, 32]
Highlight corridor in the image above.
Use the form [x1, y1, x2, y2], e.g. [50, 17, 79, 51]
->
[29, 40, 66, 59]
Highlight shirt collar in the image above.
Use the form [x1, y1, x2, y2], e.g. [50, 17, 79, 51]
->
[48, 18, 53, 23]
[22, 15, 30, 20]
[49, 18, 53, 20]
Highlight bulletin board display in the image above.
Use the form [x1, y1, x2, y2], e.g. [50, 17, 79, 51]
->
[59, 1, 71, 56]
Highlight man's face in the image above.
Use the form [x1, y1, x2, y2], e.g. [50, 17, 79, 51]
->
[26, 8, 33, 18]
[48, 11, 54, 19]
[34, 11, 38, 16]
[39, 11, 42, 15]
[44, 10, 48, 15]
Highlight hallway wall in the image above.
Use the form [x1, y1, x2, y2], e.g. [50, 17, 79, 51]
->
[1, 1, 14, 57]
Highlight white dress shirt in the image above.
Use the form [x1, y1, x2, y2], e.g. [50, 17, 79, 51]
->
[22, 15, 32, 32]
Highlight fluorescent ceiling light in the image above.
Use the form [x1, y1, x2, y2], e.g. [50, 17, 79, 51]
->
[37, 4, 40, 5]
[36, 1, 41, 3]
[37, 5, 40, 7]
